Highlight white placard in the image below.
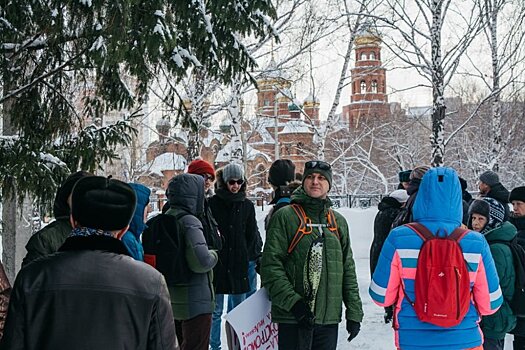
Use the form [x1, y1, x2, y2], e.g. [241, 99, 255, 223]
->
[224, 288, 279, 350]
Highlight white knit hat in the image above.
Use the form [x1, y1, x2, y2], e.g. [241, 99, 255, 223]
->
[390, 189, 409, 203]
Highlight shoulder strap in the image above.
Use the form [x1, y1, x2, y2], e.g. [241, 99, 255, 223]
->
[448, 227, 469, 242]
[287, 204, 313, 254]
[405, 222, 435, 241]
[326, 209, 340, 240]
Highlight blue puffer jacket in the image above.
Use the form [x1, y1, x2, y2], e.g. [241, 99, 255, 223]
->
[370, 167, 502, 350]
[122, 183, 151, 261]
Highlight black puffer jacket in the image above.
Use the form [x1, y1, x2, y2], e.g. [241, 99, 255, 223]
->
[370, 197, 403, 275]
[510, 213, 525, 336]
[209, 169, 261, 294]
[1, 236, 177, 350]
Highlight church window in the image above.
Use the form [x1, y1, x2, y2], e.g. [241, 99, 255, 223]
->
[360, 80, 367, 94]
[371, 80, 378, 93]
[264, 99, 270, 106]
[370, 51, 376, 60]
[360, 52, 367, 60]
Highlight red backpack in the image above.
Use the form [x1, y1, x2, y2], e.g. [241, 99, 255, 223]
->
[404, 223, 471, 328]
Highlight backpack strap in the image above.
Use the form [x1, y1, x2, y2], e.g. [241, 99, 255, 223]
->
[448, 227, 469, 242]
[326, 209, 340, 240]
[405, 222, 435, 241]
[287, 204, 313, 254]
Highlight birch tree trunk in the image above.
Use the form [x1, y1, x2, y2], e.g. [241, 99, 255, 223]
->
[430, 0, 446, 167]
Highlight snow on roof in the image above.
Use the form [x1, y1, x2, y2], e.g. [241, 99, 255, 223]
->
[141, 152, 186, 176]
[201, 129, 222, 147]
[279, 120, 313, 134]
[214, 142, 272, 163]
[304, 93, 320, 104]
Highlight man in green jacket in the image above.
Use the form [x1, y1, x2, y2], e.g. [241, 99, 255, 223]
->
[22, 171, 92, 267]
[261, 160, 363, 350]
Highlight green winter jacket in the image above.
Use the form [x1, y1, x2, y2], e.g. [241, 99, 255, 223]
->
[261, 187, 364, 325]
[22, 218, 72, 267]
[482, 221, 517, 339]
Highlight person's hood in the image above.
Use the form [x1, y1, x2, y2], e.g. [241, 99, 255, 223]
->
[412, 167, 463, 234]
[127, 183, 151, 237]
[378, 196, 402, 211]
[483, 221, 517, 243]
[167, 174, 205, 215]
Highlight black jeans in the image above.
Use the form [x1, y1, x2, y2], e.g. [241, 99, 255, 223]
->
[515, 335, 525, 350]
[278, 323, 338, 350]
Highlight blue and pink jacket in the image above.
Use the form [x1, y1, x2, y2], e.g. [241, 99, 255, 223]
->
[369, 167, 502, 350]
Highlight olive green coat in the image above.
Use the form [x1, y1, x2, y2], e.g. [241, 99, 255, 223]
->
[261, 187, 363, 325]
[22, 218, 72, 267]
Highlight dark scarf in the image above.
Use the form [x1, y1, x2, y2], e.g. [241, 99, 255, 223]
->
[215, 188, 246, 203]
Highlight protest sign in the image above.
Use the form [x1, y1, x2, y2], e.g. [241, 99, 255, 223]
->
[225, 288, 278, 350]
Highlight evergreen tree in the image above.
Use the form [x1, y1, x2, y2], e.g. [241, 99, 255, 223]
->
[0, 0, 276, 203]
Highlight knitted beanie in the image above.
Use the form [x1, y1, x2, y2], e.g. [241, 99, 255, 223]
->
[302, 161, 333, 189]
[222, 163, 244, 182]
[71, 176, 136, 231]
[268, 159, 295, 186]
[468, 199, 490, 220]
[188, 159, 215, 180]
[509, 186, 525, 203]
[479, 170, 499, 187]
[482, 197, 506, 231]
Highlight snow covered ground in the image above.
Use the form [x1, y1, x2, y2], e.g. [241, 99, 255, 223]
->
[238, 205, 514, 349]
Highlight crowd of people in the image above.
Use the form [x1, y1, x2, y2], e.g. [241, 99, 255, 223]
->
[371, 168, 525, 350]
[0, 159, 523, 350]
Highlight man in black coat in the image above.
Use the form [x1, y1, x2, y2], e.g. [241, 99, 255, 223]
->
[370, 189, 408, 323]
[1, 176, 177, 350]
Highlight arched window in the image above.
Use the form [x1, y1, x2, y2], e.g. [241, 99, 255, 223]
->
[370, 51, 376, 60]
[371, 80, 378, 93]
[360, 52, 367, 60]
[360, 80, 367, 94]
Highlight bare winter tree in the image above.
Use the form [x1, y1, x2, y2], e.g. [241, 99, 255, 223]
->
[369, 0, 483, 166]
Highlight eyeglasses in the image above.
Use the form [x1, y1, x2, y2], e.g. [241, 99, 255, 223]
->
[228, 179, 244, 186]
[201, 174, 214, 181]
[305, 160, 331, 171]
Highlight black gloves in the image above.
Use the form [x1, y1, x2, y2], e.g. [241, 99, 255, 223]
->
[291, 300, 315, 329]
[384, 306, 393, 324]
[346, 320, 360, 342]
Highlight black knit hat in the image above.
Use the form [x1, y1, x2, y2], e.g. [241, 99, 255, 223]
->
[302, 160, 332, 189]
[53, 171, 93, 217]
[71, 176, 136, 231]
[510, 186, 525, 203]
[268, 159, 295, 186]
[468, 199, 490, 220]
[398, 170, 411, 183]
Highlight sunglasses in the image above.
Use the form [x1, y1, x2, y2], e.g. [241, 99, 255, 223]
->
[305, 160, 331, 171]
[228, 179, 244, 186]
